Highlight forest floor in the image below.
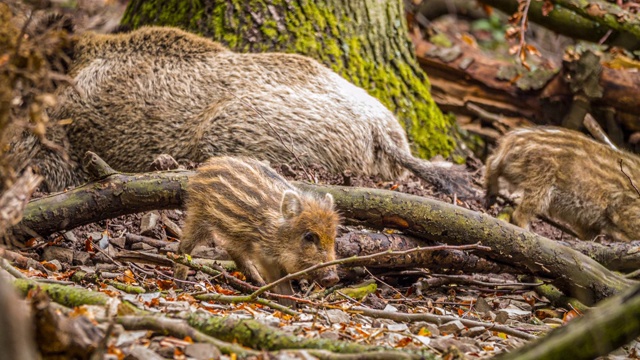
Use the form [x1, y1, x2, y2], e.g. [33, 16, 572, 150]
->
[20, 159, 631, 360]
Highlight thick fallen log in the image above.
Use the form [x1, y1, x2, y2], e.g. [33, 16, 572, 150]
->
[296, 184, 635, 305]
[17, 169, 190, 238]
[560, 239, 640, 273]
[411, 28, 640, 137]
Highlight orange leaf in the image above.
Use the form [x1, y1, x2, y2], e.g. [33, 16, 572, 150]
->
[230, 271, 246, 281]
[107, 344, 125, 359]
[394, 337, 414, 348]
[156, 279, 174, 290]
[215, 284, 236, 295]
[0, 54, 9, 67]
[418, 327, 431, 336]
[173, 347, 185, 358]
[84, 238, 94, 253]
[41, 261, 58, 272]
[25, 238, 37, 247]
[145, 297, 161, 307]
[177, 293, 196, 304]
[562, 309, 582, 323]
[121, 269, 136, 284]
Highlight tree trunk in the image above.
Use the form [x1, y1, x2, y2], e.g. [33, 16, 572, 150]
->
[119, 0, 456, 160]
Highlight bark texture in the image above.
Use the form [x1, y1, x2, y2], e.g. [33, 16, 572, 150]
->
[119, 0, 456, 160]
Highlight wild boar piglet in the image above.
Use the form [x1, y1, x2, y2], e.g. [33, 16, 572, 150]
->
[485, 126, 640, 242]
[175, 156, 340, 296]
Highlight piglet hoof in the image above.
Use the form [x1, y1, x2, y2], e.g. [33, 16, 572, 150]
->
[484, 194, 498, 209]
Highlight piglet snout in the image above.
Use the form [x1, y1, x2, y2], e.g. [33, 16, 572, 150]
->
[319, 270, 339, 287]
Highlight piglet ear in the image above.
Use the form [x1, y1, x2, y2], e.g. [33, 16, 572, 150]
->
[281, 190, 302, 219]
[324, 193, 334, 208]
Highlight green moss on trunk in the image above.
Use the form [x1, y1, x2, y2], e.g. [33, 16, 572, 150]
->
[121, 0, 455, 159]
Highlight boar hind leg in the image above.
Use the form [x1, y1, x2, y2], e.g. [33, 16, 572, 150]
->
[484, 157, 502, 208]
[174, 218, 213, 281]
[511, 190, 547, 230]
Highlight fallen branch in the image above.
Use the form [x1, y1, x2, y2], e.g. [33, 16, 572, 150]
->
[116, 315, 259, 358]
[336, 232, 517, 274]
[296, 183, 635, 305]
[351, 306, 539, 340]
[17, 169, 190, 238]
[560, 239, 640, 273]
[185, 311, 423, 358]
[248, 243, 490, 300]
[12, 277, 143, 314]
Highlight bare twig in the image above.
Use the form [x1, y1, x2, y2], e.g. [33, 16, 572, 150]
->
[351, 306, 540, 340]
[195, 292, 299, 316]
[250, 243, 491, 300]
[619, 159, 640, 197]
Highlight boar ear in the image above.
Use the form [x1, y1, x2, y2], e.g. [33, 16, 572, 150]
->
[281, 190, 302, 219]
[324, 193, 334, 208]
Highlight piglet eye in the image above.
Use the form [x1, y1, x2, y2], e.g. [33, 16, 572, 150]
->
[303, 232, 319, 243]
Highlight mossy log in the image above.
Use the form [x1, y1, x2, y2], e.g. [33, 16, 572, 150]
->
[16, 169, 190, 238]
[12, 278, 143, 315]
[119, 0, 455, 160]
[298, 183, 635, 305]
[185, 312, 426, 359]
[17, 163, 635, 304]
[497, 282, 640, 360]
